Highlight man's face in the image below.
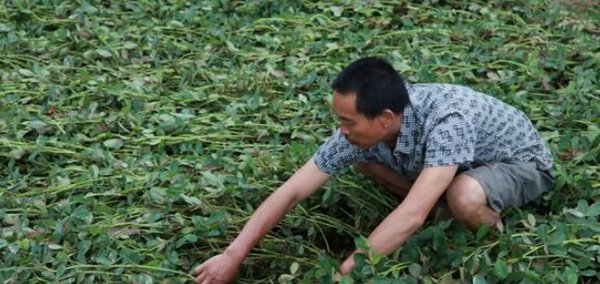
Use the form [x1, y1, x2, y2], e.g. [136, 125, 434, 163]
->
[332, 91, 387, 149]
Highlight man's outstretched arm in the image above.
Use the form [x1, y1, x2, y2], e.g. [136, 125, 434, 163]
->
[194, 158, 331, 284]
[340, 165, 458, 275]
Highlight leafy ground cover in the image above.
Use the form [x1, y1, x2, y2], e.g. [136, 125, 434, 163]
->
[1, 0, 599, 283]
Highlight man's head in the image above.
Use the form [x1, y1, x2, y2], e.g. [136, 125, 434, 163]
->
[331, 57, 409, 149]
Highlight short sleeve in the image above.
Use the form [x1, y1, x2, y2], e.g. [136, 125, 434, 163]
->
[313, 130, 363, 175]
[424, 112, 475, 167]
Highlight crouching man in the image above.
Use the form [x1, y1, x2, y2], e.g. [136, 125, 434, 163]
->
[194, 57, 554, 283]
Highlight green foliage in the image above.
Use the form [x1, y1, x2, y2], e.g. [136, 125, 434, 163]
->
[0, 0, 599, 283]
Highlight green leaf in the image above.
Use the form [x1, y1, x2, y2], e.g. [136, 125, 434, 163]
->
[175, 234, 197, 248]
[330, 6, 343, 17]
[527, 213, 536, 227]
[48, 244, 63, 250]
[354, 236, 369, 251]
[409, 263, 422, 278]
[143, 212, 163, 223]
[202, 172, 225, 194]
[72, 206, 93, 224]
[577, 199, 588, 213]
[225, 40, 239, 52]
[0, 23, 12, 32]
[563, 270, 578, 284]
[26, 120, 47, 129]
[17, 239, 30, 250]
[472, 274, 487, 284]
[496, 221, 504, 233]
[321, 187, 334, 206]
[18, 68, 35, 77]
[181, 194, 201, 206]
[77, 240, 91, 263]
[494, 259, 508, 279]
[134, 274, 153, 284]
[148, 187, 166, 204]
[168, 20, 184, 28]
[122, 41, 138, 49]
[587, 202, 600, 216]
[581, 269, 597, 277]
[525, 270, 541, 282]
[89, 164, 99, 178]
[357, 257, 371, 275]
[94, 255, 115, 265]
[96, 49, 113, 58]
[9, 148, 26, 159]
[103, 138, 123, 149]
[278, 274, 294, 283]
[370, 253, 382, 265]
[290, 262, 299, 275]
[476, 224, 489, 240]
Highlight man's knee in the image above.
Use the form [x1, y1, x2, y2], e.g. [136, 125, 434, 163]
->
[446, 174, 500, 230]
[446, 175, 488, 216]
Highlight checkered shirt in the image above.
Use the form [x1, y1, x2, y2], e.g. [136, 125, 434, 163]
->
[313, 83, 553, 180]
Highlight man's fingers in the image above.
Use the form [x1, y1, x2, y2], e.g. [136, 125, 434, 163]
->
[194, 272, 206, 284]
[194, 263, 205, 275]
[334, 272, 343, 281]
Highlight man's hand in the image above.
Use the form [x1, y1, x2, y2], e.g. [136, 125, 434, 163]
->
[193, 159, 329, 283]
[339, 254, 356, 276]
[194, 253, 241, 284]
[336, 166, 458, 277]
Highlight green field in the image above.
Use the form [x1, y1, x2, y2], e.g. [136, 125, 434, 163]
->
[1, 1, 599, 283]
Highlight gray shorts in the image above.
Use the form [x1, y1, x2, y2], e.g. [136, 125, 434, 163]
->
[460, 161, 555, 213]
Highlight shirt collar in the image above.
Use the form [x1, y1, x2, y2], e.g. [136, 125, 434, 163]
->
[395, 103, 414, 155]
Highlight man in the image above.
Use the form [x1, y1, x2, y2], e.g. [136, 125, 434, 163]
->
[194, 57, 555, 283]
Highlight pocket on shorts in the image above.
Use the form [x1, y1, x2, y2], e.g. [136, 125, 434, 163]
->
[518, 163, 554, 206]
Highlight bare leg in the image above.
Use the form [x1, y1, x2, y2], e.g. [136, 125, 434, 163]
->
[353, 163, 413, 197]
[354, 163, 499, 229]
[353, 163, 451, 220]
[446, 174, 500, 231]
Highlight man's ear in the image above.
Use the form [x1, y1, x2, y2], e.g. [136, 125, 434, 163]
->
[379, 109, 396, 128]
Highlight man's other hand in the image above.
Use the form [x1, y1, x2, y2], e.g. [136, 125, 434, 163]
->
[194, 253, 240, 284]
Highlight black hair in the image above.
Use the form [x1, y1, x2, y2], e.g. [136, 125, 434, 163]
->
[331, 57, 409, 119]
